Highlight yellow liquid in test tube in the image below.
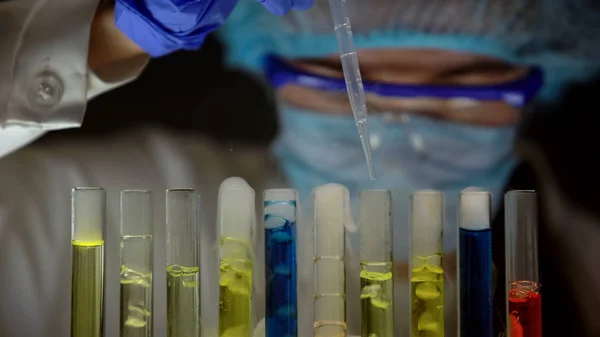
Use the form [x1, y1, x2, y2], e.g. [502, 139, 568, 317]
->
[71, 240, 104, 337]
[360, 261, 394, 337]
[219, 237, 253, 337]
[167, 265, 201, 337]
[217, 177, 255, 337]
[410, 254, 444, 337]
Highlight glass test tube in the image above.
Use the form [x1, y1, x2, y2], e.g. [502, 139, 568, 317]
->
[120, 190, 154, 337]
[264, 189, 299, 337]
[166, 189, 201, 337]
[458, 191, 493, 337]
[71, 187, 106, 337]
[410, 190, 444, 337]
[505, 191, 541, 337]
[218, 177, 255, 337]
[359, 190, 394, 337]
[313, 184, 349, 337]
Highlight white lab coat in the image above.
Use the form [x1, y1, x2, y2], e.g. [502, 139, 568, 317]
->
[0, 0, 147, 158]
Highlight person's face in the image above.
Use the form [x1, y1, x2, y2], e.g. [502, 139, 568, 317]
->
[277, 49, 529, 126]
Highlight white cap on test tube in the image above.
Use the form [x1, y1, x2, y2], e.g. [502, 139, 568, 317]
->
[313, 184, 348, 258]
[410, 190, 444, 258]
[459, 190, 492, 231]
[71, 187, 106, 244]
[218, 177, 255, 244]
[264, 189, 298, 229]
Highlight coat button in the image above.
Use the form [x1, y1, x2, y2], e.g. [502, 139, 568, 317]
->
[28, 72, 63, 110]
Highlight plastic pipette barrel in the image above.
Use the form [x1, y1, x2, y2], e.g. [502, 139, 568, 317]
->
[264, 189, 299, 337]
[409, 190, 444, 337]
[505, 191, 542, 337]
[120, 190, 153, 337]
[328, 0, 375, 180]
[458, 191, 493, 337]
[71, 187, 106, 337]
[166, 189, 201, 337]
[359, 190, 394, 337]
[313, 184, 349, 337]
[218, 177, 255, 337]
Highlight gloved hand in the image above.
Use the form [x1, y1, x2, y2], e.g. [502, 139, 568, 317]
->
[256, 0, 313, 15]
[115, 0, 314, 58]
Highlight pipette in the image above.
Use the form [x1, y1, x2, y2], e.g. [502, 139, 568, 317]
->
[328, 0, 376, 180]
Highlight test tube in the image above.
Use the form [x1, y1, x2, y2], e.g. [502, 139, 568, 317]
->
[218, 177, 255, 337]
[120, 190, 153, 337]
[409, 190, 444, 337]
[458, 191, 493, 337]
[166, 189, 201, 337]
[359, 190, 394, 337]
[505, 191, 542, 337]
[71, 187, 106, 337]
[313, 184, 349, 337]
[264, 189, 299, 337]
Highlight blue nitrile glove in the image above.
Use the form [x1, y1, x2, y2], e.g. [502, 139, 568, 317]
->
[257, 0, 314, 15]
[115, 0, 314, 58]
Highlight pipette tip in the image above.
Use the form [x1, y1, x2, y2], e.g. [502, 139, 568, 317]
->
[367, 160, 376, 181]
[358, 126, 376, 180]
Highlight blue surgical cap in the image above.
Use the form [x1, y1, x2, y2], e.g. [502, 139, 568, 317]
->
[218, 0, 600, 101]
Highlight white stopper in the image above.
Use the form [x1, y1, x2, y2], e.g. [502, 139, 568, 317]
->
[459, 189, 492, 230]
[71, 187, 105, 243]
[313, 184, 348, 258]
[218, 177, 255, 243]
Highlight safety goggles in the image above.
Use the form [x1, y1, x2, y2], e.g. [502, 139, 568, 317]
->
[264, 54, 544, 126]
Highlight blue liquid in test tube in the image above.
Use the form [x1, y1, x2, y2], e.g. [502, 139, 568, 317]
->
[264, 189, 298, 337]
[458, 191, 494, 337]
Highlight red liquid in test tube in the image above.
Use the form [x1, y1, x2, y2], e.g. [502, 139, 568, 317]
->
[508, 281, 542, 337]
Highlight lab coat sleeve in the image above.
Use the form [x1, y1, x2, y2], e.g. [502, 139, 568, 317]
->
[0, 0, 148, 157]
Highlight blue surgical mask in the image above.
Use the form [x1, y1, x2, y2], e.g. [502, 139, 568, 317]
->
[272, 106, 518, 260]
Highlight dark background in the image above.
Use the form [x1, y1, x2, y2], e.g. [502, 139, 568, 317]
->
[40, 36, 278, 145]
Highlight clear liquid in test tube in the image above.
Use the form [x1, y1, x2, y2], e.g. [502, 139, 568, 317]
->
[120, 190, 153, 337]
[166, 189, 201, 337]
